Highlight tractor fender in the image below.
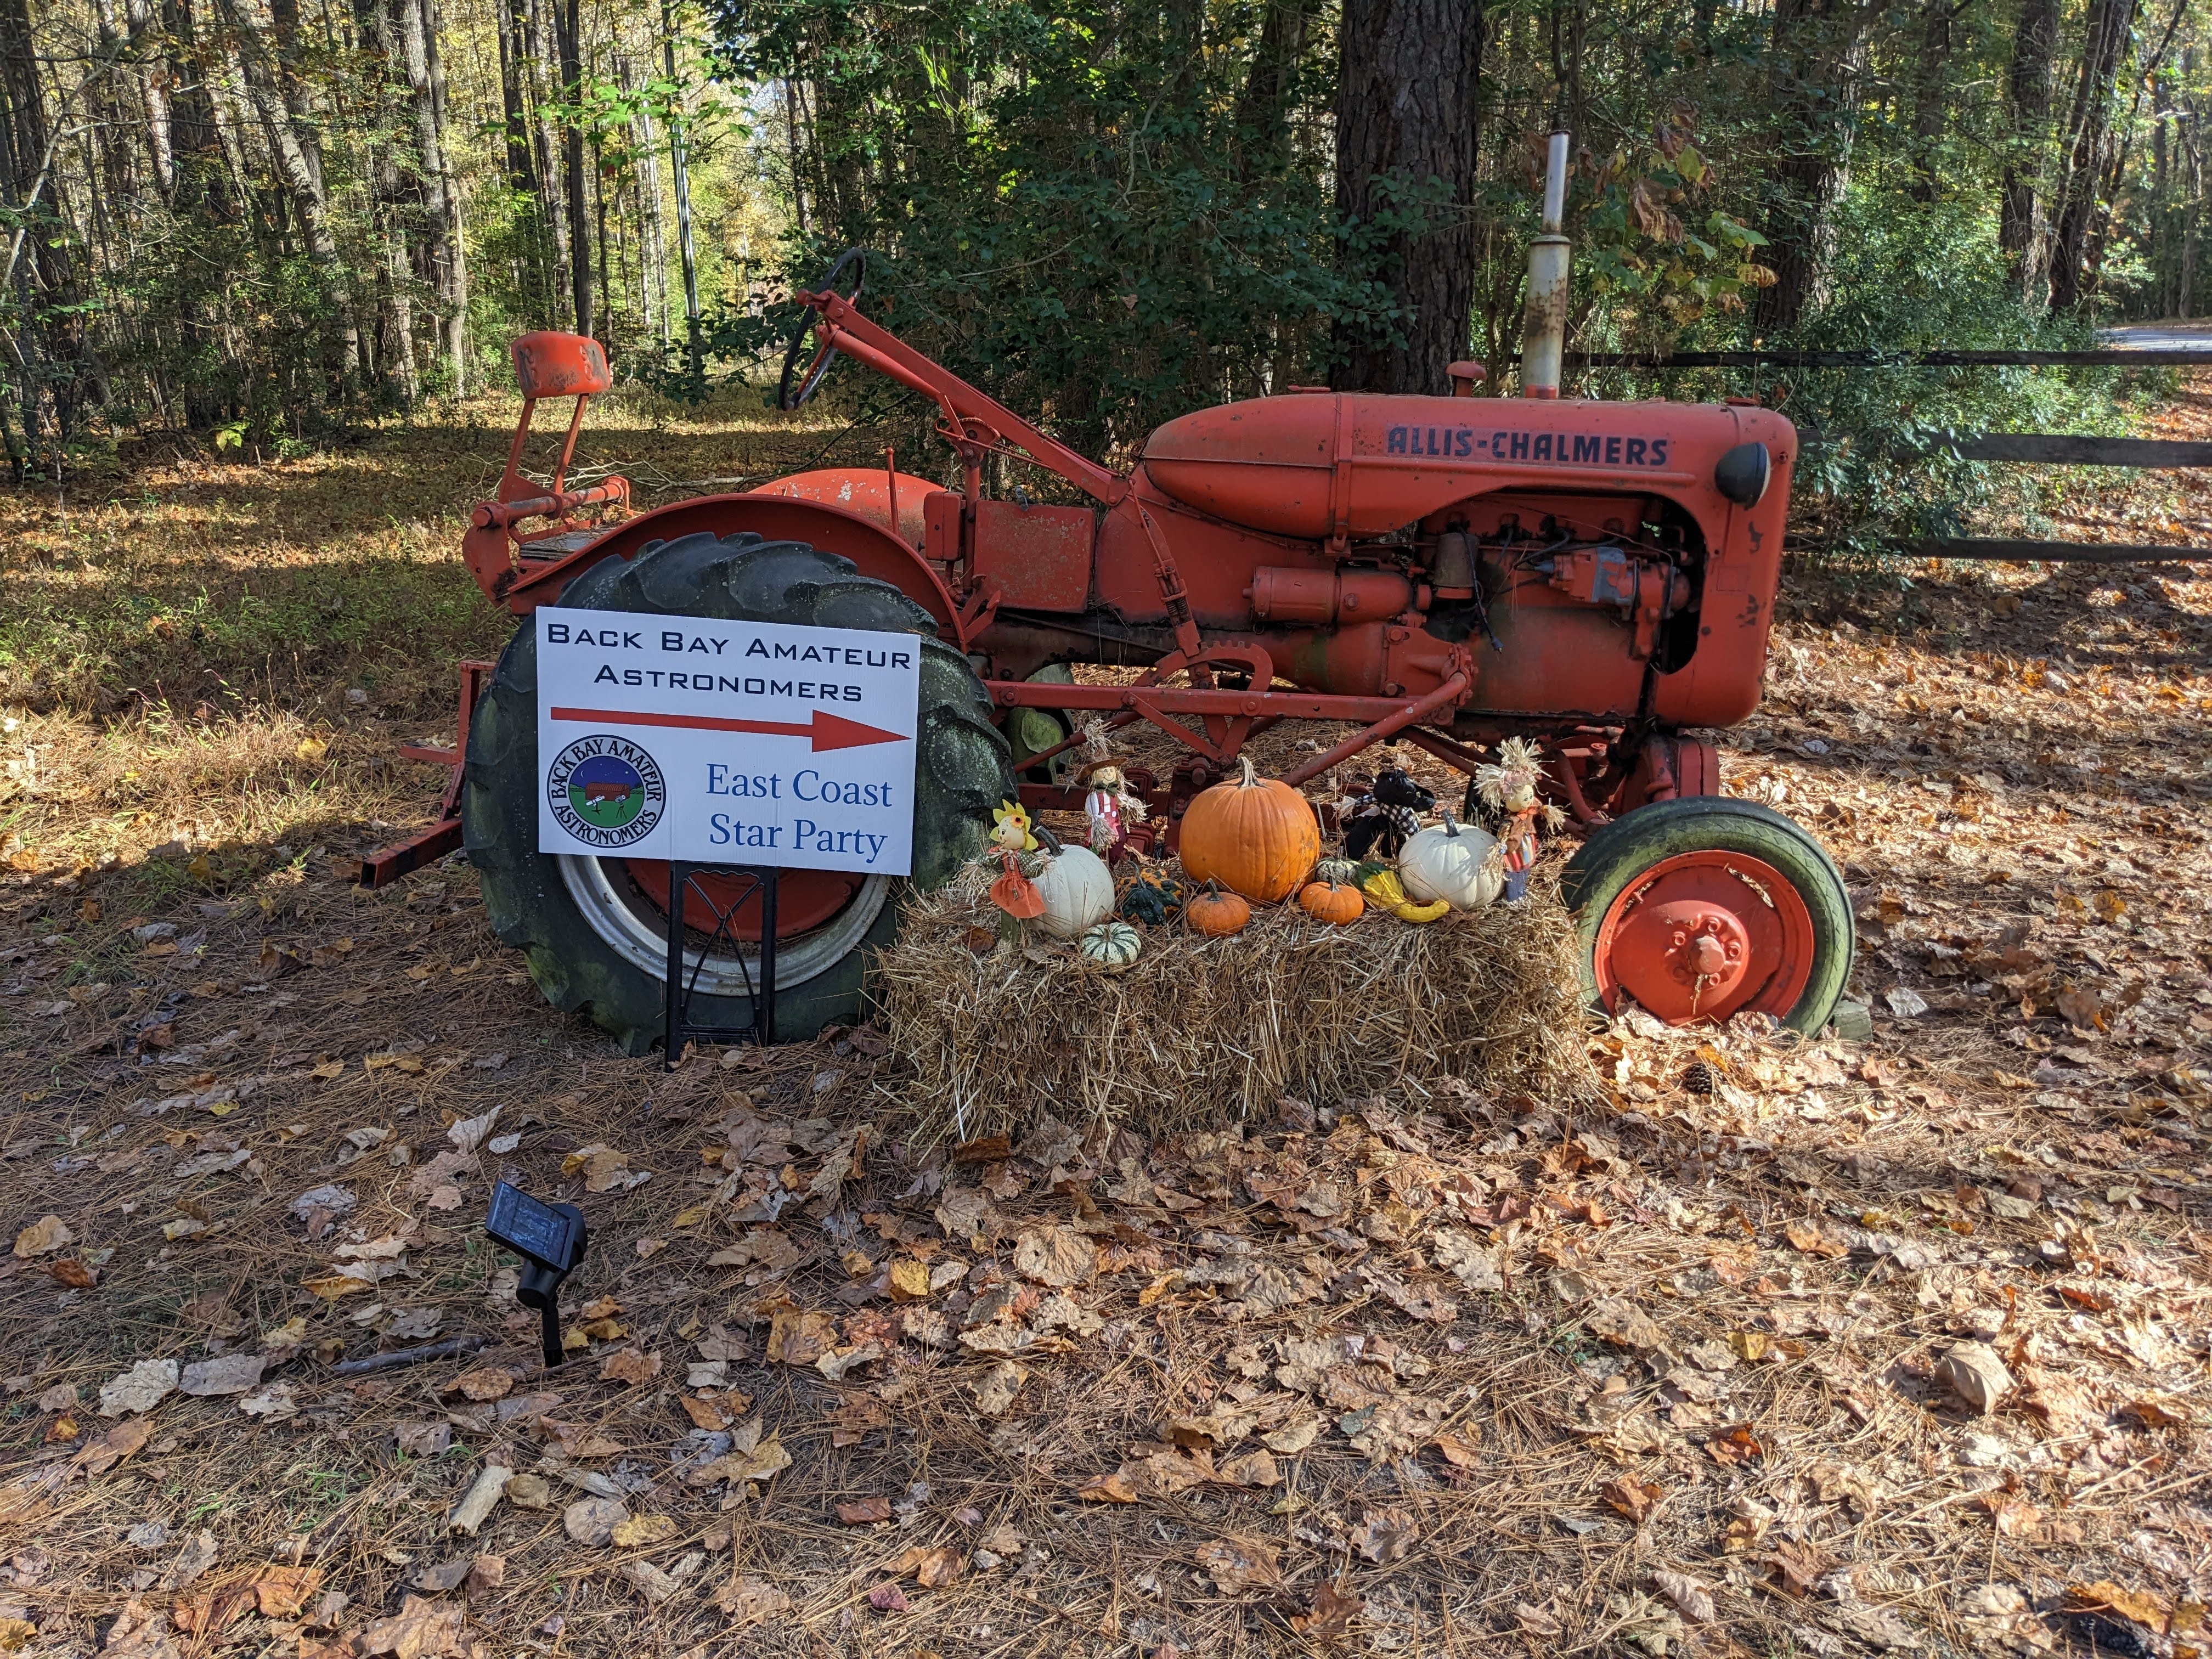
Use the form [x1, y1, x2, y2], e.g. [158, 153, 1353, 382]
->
[517, 492, 964, 644]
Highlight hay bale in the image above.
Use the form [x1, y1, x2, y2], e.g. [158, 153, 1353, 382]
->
[870, 863, 1598, 1144]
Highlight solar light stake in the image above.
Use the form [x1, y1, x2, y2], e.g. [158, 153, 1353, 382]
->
[484, 1182, 589, 1369]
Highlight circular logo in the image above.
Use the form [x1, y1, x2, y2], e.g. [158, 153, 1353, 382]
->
[547, 735, 665, 849]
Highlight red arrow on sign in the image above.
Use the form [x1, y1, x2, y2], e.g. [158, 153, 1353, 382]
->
[549, 706, 905, 752]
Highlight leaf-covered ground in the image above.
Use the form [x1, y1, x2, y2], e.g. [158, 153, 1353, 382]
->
[0, 390, 2208, 1659]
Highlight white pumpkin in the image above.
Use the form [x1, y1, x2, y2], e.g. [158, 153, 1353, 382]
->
[1032, 843, 1115, 938]
[1079, 920, 1141, 974]
[1398, 809, 1502, 910]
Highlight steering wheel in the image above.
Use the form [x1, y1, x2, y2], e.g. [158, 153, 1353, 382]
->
[778, 248, 867, 411]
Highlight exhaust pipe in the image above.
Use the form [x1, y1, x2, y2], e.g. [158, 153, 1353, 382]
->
[1520, 131, 1571, 400]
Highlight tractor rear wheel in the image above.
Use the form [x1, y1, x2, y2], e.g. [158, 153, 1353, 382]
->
[1559, 797, 1854, 1035]
[461, 531, 1012, 1053]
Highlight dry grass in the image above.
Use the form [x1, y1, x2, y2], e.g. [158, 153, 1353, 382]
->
[874, 864, 1594, 1146]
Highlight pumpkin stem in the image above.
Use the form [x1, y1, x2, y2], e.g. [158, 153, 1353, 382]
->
[1035, 825, 1064, 855]
[1236, 754, 1259, 789]
[1441, 806, 1459, 837]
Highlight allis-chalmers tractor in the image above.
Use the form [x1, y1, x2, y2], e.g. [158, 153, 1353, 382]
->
[366, 150, 1853, 1054]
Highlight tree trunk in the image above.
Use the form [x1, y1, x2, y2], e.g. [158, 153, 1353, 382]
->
[0, 0, 87, 472]
[496, 0, 537, 195]
[527, 0, 571, 326]
[555, 0, 590, 337]
[219, 0, 360, 373]
[1753, 0, 1877, 334]
[2000, 0, 2059, 301]
[2049, 0, 2135, 311]
[1908, 0, 1959, 202]
[399, 0, 464, 391]
[1232, 0, 1308, 169]
[1328, 0, 1485, 395]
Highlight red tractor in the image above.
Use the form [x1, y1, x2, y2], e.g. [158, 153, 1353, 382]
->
[369, 178, 1853, 1053]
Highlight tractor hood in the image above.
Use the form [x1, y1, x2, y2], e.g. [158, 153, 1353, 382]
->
[1141, 392, 1793, 541]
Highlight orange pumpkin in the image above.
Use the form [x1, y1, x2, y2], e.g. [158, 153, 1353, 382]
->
[1185, 879, 1252, 937]
[1297, 879, 1363, 926]
[1178, 757, 1320, 904]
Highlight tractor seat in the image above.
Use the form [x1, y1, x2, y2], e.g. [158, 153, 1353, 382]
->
[518, 528, 606, 558]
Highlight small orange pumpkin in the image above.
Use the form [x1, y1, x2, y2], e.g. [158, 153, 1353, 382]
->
[1297, 879, 1363, 926]
[1177, 756, 1321, 904]
[1184, 879, 1252, 937]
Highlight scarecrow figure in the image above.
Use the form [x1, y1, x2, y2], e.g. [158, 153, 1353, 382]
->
[1472, 737, 1568, 901]
[1074, 720, 1150, 865]
[1341, 760, 1435, 862]
[985, 799, 1045, 941]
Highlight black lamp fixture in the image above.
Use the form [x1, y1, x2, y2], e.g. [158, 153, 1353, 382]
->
[484, 1181, 589, 1369]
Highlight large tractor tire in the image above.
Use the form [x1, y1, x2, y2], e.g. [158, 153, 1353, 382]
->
[1559, 797, 1854, 1035]
[461, 531, 1012, 1053]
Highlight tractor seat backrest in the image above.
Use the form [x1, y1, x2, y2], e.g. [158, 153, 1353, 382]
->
[512, 332, 613, 400]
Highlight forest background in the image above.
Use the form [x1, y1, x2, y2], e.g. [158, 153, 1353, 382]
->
[3, 0, 2209, 546]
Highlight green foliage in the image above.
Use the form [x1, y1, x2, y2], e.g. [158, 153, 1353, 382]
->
[703, 0, 1405, 459]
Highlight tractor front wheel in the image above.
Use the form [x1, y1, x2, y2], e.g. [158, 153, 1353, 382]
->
[1559, 797, 1854, 1035]
[460, 531, 1013, 1053]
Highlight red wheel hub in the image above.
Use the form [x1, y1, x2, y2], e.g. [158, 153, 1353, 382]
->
[622, 860, 861, 942]
[1592, 850, 1815, 1024]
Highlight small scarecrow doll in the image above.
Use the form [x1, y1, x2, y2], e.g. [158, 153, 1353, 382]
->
[985, 799, 1046, 943]
[1471, 736, 1567, 901]
[1340, 758, 1436, 862]
[1075, 720, 1150, 866]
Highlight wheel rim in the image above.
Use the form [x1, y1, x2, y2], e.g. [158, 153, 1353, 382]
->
[621, 861, 861, 940]
[1592, 849, 1816, 1024]
[557, 855, 892, 995]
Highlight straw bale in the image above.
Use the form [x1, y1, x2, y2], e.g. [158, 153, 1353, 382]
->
[870, 861, 1597, 1143]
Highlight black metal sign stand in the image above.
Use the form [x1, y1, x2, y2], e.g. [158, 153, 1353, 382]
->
[664, 864, 780, 1068]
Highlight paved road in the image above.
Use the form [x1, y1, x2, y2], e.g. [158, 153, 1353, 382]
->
[2101, 323, 2212, 352]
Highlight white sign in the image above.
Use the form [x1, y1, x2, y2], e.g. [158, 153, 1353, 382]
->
[535, 607, 920, 874]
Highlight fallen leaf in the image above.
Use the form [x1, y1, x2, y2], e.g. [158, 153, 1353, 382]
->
[2070, 1581, 2170, 1635]
[1939, 1341, 2013, 1414]
[14, 1215, 71, 1257]
[1349, 1509, 1415, 1564]
[679, 1395, 730, 1431]
[1194, 1536, 1281, 1594]
[885, 1258, 931, 1301]
[444, 1365, 514, 1402]
[1782, 1220, 1847, 1259]
[411, 1560, 471, 1594]
[1076, 1469, 1139, 1504]
[713, 1575, 792, 1624]
[98, 1358, 179, 1417]
[355, 1594, 462, 1658]
[1586, 1297, 1666, 1350]
[903, 1544, 964, 1589]
[1652, 1568, 1716, 1623]
[1978, 1491, 2044, 1536]
[867, 1582, 908, 1613]
[1765, 1539, 1829, 1598]
[599, 1348, 662, 1386]
[836, 1497, 894, 1525]
[1706, 1425, 1764, 1466]
[1291, 1584, 1362, 1643]
[1012, 1226, 1097, 1288]
[1601, 1476, 1663, 1523]
[179, 1353, 264, 1397]
[974, 1359, 1027, 1416]
[563, 1497, 630, 1547]
[764, 1306, 837, 1367]
[610, 1514, 678, 1548]
[75, 1415, 151, 1474]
